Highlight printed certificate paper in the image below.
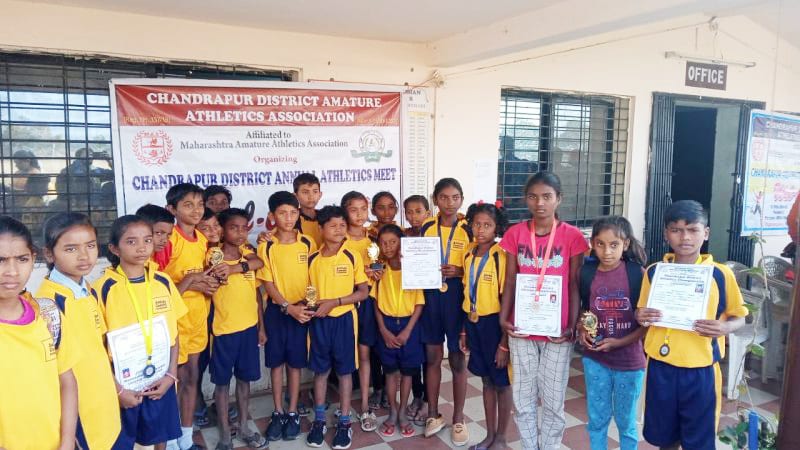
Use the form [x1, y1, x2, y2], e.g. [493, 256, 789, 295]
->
[107, 315, 171, 392]
[647, 263, 714, 331]
[514, 274, 563, 337]
[401, 237, 442, 290]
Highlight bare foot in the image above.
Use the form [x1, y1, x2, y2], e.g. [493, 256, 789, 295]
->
[488, 438, 507, 450]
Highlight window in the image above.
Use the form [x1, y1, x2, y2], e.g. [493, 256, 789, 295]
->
[498, 89, 629, 227]
[0, 52, 292, 255]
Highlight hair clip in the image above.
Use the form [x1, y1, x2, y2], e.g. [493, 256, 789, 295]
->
[494, 200, 503, 208]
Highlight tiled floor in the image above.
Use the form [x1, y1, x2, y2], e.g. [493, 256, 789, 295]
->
[189, 353, 782, 450]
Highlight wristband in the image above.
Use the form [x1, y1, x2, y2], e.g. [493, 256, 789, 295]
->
[498, 345, 509, 352]
[240, 261, 250, 273]
[337, 298, 342, 306]
[117, 386, 124, 396]
[165, 372, 178, 382]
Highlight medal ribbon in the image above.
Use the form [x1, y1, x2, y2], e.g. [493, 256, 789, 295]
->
[117, 266, 154, 363]
[437, 216, 458, 278]
[529, 219, 558, 296]
[468, 250, 491, 313]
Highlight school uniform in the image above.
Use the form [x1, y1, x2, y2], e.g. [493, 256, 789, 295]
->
[373, 266, 425, 373]
[94, 264, 188, 448]
[638, 254, 748, 450]
[163, 226, 208, 364]
[0, 295, 80, 450]
[307, 242, 368, 375]
[461, 243, 509, 387]
[257, 232, 316, 369]
[296, 211, 323, 248]
[36, 270, 122, 449]
[420, 215, 471, 353]
[344, 234, 379, 347]
[209, 248, 262, 385]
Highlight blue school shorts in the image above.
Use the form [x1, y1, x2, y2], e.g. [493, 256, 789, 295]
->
[263, 301, 308, 369]
[112, 384, 181, 448]
[421, 277, 466, 353]
[643, 358, 718, 450]
[357, 296, 378, 347]
[210, 325, 261, 385]
[309, 310, 357, 376]
[377, 315, 424, 372]
[465, 313, 510, 387]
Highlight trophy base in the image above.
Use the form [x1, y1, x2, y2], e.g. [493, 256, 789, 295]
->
[304, 301, 319, 312]
[370, 262, 385, 271]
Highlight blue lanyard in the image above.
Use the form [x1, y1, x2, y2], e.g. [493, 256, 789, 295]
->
[437, 217, 458, 268]
[468, 250, 491, 312]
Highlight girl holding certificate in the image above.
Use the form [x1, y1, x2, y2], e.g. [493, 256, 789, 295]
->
[498, 172, 589, 450]
[36, 213, 121, 449]
[96, 215, 187, 449]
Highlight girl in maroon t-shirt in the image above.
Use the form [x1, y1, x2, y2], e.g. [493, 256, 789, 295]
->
[577, 216, 647, 450]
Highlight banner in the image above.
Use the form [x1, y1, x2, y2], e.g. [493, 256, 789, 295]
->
[741, 110, 800, 236]
[110, 80, 403, 237]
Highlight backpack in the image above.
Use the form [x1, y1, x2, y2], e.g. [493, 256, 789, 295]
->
[579, 257, 643, 312]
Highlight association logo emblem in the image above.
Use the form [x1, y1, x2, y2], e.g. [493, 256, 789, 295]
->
[132, 130, 173, 166]
[352, 130, 392, 162]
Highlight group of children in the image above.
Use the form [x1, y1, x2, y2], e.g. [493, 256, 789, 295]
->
[0, 170, 748, 450]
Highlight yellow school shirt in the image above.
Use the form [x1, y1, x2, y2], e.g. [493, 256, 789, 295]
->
[164, 225, 208, 306]
[420, 215, 472, 268]
[308, 242, 368, 317]
[461, 243, 506, 316]
[35, 277, 121, 449]
[371, 266, 424, 317]
[344, 233, 373, 267]
[637, 254, 748, 368]
[94, 266, 188, 349]
[0, 296, 79, 450]
[297, 212, 323, 248]
[256, 232, 317, 304]
[212, 248, 259, 335]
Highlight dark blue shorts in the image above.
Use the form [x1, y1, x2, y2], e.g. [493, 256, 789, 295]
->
[309, 310, 357, 376]
[112, 385, 181, 448]
[357, 296, 378, 347]
[465, 313, 510, 387]
[264, 301, 308, 369]
[210, 325, 261, 385]
[377, 315, 424, 371]
[643, 359, 717, 450]
[422, 277, 466, 353]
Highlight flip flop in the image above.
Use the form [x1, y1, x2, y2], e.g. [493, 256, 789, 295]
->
[379, 421, 396, 437]
[400, 422, 415, 437]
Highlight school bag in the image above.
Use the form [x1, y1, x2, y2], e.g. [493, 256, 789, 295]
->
[578, 257, 643, 312]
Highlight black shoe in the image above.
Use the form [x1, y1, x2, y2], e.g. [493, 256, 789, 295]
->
[266, 411, 285, 441]
[283, 412, 301, 441]
[331, 422, 352, 450]
[306, 420, 326, 448]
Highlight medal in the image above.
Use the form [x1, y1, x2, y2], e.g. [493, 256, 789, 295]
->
[467, 248, 491, 325]
[117, 266, 156, 379]
[143, 362, 157, 378]
[440, 282, 448, 292]
[469, 311, 479, 323]
[659, 343, 670, 356]
[437, 216, 458, 293]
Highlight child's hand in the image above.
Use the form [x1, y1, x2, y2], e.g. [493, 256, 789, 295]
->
[459, 333, 468, 353]
[365, 267, 383, 282]
[440, 264, 461, 278]
[313, 301, 336, 318]
[495, 345, 509, 368]
[143, 375, 174, 400]
[258, 325, 267, 346]
[257, 230, 274, 244]
[288, 304, 313, 324]
[210, 263, 231, 280]
[500, 318, 530, 339]
[636, 308, 662, 327]
[396, 329, 411, 346]
[577, 327, 595, 349]
[119, 389, 143, 409]
[548, 328, 574, 344]
[693, 319, 730, 338]
[592, 337, 622, 352]
[380, 329, 401, 348]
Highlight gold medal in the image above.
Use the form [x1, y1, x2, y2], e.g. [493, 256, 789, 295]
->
[440, 281, 448, 293]
[659, 343, 670, 356]
[469, 310, 479, 323]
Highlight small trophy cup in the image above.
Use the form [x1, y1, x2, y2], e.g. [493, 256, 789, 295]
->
[205, 246, 225, 283]
[367, 242, 384, 271]
[305, 286, 318, 311]
[580, 311, 603, 346]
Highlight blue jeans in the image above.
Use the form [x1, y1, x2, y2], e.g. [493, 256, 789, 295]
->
[582, 357, 644, 450]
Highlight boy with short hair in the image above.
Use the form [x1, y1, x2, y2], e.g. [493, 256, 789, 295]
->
[135, 203, 175, 271]
[258, 191, 317, 442]
[204, 184, 232, 213]
[306, 205, 369, 449]
[403, 195, 430, 237]
[164, 182, 219, 450]
[293, 173, 323, 247]
[636, 200, 747, 450]
[210, 208, 268, 450]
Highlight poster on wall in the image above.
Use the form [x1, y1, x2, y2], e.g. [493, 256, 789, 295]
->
[109, 79, 403, 238]
[741, 110, 800, 236]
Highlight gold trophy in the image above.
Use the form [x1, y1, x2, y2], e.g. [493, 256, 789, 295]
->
[305, 286, 318, 311]
[580, 311, 602, 346]
[205, 246, 225, 283]
[367, 242, 384, 271]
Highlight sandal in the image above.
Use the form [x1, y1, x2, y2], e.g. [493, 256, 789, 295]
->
[379, 420, 396, 437]
[359, 410, 378, 432]
[240, 431, 269, 449]
[400, 422, 415, 437]
[411, 405, 428, 427]
[405, 398, 423, 420]
[368, 390, 383, 410]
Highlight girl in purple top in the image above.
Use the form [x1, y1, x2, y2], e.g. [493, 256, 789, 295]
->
[577, 216, 647, 450]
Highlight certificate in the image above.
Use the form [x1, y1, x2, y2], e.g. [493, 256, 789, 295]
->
[646, 263, 713, 331]
[107, 315, 171, 392]
[401, 237, 442, 290]
[514, 274, 563, 337]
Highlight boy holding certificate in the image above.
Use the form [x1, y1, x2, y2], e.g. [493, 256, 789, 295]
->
[636, 200, 747, 450]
